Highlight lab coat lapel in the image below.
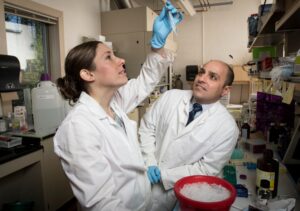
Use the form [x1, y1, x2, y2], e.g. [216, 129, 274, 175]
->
[176, 101, 219, 140]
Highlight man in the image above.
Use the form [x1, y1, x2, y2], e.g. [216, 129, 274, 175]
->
[139, 60, 239, 211]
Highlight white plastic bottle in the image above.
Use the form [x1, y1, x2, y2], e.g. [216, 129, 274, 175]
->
[31, 78, 64, 136]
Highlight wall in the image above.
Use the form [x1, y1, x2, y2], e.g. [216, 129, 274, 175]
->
[33, 0, 101, 55]
[203, 0, 259, 64]
[173, 13, 203, 89]
[173, 0, 260, 89]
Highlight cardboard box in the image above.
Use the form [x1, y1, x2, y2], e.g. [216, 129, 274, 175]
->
[0, 92, 19, 116]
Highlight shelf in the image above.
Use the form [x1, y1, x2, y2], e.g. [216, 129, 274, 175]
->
[248, 33, 283, 52]
[276, 0, 300, 31]
[248, 0, 284, 52]
[258, 4, 284, 34]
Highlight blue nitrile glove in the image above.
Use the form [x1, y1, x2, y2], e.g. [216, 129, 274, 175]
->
[151, 0, 183, 48]
[147, 166, 161, 184]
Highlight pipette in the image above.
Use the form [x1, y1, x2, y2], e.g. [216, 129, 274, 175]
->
[162, 0, 177, 35]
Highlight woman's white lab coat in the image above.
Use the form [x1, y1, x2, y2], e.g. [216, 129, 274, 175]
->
[54, 52, 172, 211]
[139, 89, 239, 211]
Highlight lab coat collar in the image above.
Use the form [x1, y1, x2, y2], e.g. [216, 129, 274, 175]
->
[177, 95, 221, 139]
[78, 92, 110, 120]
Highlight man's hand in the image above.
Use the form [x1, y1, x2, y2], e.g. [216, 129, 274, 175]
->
[147, 166, 161, 184]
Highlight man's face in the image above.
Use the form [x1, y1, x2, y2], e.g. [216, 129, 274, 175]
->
[192, 60, 231, 104]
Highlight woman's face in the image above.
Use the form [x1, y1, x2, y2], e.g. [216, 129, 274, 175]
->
[92, 43, 127, 88]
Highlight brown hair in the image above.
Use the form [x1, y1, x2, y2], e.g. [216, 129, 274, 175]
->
[57, 41, 102, 103]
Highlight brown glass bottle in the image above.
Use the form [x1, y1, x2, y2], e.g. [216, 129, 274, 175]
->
[241, 120, 250, 139]
[256, 149, 279, 198]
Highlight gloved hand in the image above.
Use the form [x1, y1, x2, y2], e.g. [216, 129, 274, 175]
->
[147, 166, 161, 184]
[151, 0, 183, 49]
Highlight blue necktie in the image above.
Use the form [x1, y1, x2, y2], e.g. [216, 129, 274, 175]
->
[186, 103, 202, 126]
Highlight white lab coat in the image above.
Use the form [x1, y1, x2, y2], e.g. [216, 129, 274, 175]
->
[54, 52, 172, 211]
[139, 89, 239, 211]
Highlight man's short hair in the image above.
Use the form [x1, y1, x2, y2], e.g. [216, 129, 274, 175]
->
[224, 64, 234, 86]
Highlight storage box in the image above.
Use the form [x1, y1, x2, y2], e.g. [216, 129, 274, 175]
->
[252, 47, 276, 61]
[0, 136, 22, 148]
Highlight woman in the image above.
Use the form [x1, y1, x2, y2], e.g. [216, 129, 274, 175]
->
[54, 2, 182, 211]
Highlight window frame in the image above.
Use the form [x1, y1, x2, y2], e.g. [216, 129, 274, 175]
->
[0, 0, 65, 81]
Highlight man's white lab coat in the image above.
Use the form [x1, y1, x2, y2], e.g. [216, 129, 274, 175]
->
[139, 89, 239, 211]
[54, 52, 172, 211]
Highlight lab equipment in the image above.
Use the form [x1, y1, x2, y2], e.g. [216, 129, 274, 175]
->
[245, 139, 266, 154]
[151, 1, 183, 48]
[256, 149, 279, 198]
[32, 76, 65, 136]
[241, 120, 250, 140]
[147, 166, 161, 184]
[0, 54, 21, 92]
[0, 135, 22, 148]
[235, 184, 248, 198]
[256, 179, 271, 209]
[267, 122, 278, 143]
[174, 175, 236, 211]
[223, 165, 237, 186]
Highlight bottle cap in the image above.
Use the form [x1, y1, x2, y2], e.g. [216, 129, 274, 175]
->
[270, 122, 275, 126]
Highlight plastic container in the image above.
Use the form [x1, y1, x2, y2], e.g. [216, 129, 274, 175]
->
[174, 175, 236, 211]
[31, 80, 64, 136]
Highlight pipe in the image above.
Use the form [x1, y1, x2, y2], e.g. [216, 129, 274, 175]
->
[112, 0, 133, 9]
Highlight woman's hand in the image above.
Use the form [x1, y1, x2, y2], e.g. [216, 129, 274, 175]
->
[151, 1, 183, 49]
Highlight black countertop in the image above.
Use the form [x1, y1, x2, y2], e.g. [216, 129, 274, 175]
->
[0, 136, 43, 165]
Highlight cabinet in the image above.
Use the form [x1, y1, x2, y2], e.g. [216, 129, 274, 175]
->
[0, 150, 45, 211]
[41, 137, 73, 211]
[101, 6, 176, 88]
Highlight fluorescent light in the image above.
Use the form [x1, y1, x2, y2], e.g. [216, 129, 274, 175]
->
[176, 0, 196, 16]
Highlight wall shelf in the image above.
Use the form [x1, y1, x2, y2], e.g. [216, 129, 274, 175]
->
[276, 0, 300, 31]
[248, 0, 284, 52]
[248, 33, 283, 52]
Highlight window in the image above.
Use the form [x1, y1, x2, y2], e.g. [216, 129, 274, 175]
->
[4, 3, 57, 85]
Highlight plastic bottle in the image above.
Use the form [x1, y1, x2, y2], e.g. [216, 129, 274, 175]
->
[267, 122, 278, 143]
[6, 112, 13, 131]
[241, 120, 250, 140]
[256, 149, 279, 198]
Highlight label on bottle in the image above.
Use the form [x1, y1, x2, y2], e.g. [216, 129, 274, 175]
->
[242, 128, 248, 139]
[256, 169, 275, 190]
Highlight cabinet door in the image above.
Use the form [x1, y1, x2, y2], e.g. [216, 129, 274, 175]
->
[41, 137, 73, 211]
[105, 32, 146, 79]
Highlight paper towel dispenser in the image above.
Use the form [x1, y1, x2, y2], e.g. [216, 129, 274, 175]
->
[0, 54, 21, 92]
[186, 65, 198, 81]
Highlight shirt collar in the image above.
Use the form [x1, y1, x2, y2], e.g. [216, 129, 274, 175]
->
[189, 96, 214, 112]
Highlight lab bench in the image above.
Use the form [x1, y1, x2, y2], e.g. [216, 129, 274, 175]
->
[0, 131, 73, 211]
[229, 133, 300, 211]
